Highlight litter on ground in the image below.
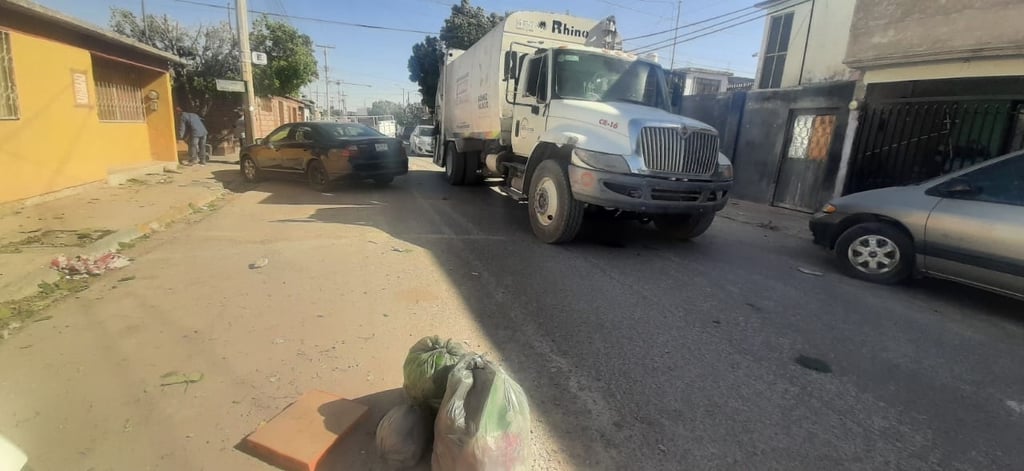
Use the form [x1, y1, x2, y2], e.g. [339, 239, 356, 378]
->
[50, 252, 131, 277]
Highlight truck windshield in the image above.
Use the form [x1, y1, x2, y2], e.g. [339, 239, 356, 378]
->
[553, 50, 669, 110]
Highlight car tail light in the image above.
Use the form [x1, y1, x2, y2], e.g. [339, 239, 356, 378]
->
[339, 145, 360, 158]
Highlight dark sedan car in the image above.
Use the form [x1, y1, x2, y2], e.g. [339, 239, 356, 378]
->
[240, 122, 408, 190]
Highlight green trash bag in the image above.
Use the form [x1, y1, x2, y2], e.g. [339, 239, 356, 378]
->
[403, 336, 469, 409]
[432, 355, 531, 471]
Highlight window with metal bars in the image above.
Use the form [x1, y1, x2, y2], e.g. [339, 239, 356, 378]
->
[92, 55, 146, 122]
[0, 31, 19, 119]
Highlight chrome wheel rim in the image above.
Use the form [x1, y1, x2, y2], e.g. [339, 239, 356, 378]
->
[848, 234, 901, 275]
[243, 159, 256, 180]
[534, 177, 559, 227]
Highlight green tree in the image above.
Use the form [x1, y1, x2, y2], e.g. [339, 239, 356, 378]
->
[367, 100, 429, 129]
[109, 8, 239, 115]
[249, 15, 319, 97]
[439, 0, 504, 50]
[407, 0, 502, 112]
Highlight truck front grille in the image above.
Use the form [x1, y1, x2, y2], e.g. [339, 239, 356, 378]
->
[638, 127, 720, 176]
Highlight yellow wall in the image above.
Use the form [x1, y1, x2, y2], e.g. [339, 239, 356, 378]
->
[0, 29, 176, 203]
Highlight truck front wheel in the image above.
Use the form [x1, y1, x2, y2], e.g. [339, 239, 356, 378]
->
[655, 212, 715, 240]
[529, 160, 585, 244]
[444, 144, 466, 185]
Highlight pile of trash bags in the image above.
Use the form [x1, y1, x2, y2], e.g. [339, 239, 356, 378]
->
[376, 335, 531, 470]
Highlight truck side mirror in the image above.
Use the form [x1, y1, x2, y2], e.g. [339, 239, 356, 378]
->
[504, 51, 518, 80]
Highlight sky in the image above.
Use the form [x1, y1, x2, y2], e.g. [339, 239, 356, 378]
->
[36, 0, 766, 112]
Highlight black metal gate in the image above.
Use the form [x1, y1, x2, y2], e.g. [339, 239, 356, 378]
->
[846, 100, 1024, 194]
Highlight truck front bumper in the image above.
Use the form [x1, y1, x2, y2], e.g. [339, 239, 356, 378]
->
[568, 165, 731, 214]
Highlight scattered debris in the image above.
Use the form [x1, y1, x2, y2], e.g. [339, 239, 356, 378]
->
[391, 247, 410, 253]
[1008, 400, 1023, 414]
[50, 253, 130, 277]
[32, 315, 53, 323]
[117, 276, 136, 283]
[797, 267, 825, 277]
[755, 220, 780, 231]
[249, 257, 269, 270]
[0, 229, 114, 253]
[123, 418, 133, 433]
[367, 240, 378, 245]
[272, 338, 286, 344]
[794, 355, 832, 374]
[268, 375, 280, 383]
[471, 272, 480, 276]
[711, 319, 721, 325]
[160, 371, 204, 391]
[657, 444, 668, 454]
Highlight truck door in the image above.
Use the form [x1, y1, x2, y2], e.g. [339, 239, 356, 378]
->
[512, 54, 549, 158]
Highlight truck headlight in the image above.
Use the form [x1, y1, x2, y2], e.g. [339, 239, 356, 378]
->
[715, 154, 734, 180]
[572, 148, 630, 174]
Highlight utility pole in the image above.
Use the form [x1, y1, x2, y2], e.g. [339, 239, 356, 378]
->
[315, 44, 335, 120]
[669, 0, 681, 70]
[140, 0, 149, 41]
[236, 0, 256, 146]
[331, 80, 371, 116]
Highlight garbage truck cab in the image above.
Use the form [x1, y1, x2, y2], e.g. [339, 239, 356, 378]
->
[434, 12, 733, 243]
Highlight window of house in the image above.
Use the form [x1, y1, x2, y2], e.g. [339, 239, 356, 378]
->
[758, 12, 794, 89]
[788, 114, 836, 160]
[93, 56, 146, 122]
[0, 31, 19, 119]
[692, 77, 721, 95]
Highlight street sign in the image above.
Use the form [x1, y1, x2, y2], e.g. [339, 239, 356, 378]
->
[252, 51, 268, 65]
[215, 79, 246, 93]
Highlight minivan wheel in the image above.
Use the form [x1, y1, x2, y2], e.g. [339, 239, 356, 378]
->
[834, 222, 914, 284]
[307, 160, 331, 192]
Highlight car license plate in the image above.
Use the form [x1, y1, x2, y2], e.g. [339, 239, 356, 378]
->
[375, 143, 389, 152]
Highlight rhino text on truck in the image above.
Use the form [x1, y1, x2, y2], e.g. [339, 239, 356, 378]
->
[433, 12, 734, 243]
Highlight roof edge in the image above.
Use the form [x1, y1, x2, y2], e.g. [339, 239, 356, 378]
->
[2, 0, 184, 64]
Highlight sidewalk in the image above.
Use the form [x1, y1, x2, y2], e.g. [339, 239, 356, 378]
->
[0, 160, 242, 305]
[718, 199, 812, 239]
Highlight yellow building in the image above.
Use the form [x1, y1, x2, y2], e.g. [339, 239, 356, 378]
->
[0, 0, 182, 203]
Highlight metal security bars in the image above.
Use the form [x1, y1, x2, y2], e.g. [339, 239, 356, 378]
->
[639, 127, 720, 176]
[0, 31, 18, 119]
[92, 56, 146, 122]
[847, 101, 1024, 194]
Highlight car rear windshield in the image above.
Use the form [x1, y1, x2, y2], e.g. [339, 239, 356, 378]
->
[414, 126, 437, 137]
[322, 123, 384, 138]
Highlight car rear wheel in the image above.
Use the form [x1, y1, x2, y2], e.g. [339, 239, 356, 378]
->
[654, 212, 715, 240]
[240, 155, 260, 183]
[529, 160, 584, 244]
[834, 222, 914, 284]
[307, 160, 331, 192]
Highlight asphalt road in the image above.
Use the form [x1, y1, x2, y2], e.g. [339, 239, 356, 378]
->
[2, 157, 1022, 470]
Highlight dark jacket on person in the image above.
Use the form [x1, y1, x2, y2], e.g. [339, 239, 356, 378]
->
[178, 112, 208, 139]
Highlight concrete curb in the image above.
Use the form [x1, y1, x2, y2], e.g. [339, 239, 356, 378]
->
[2, 188, 227, 304]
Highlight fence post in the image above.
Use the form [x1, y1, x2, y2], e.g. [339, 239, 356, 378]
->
[833, 106, 860, 197]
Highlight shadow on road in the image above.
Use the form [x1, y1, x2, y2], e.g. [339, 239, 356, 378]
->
[221, 162, 1024, 468]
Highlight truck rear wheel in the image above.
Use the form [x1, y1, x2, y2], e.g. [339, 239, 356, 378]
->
[444, 144, 466, 185]
[655, 212, 715, 240]
[529, 160, 584, 244]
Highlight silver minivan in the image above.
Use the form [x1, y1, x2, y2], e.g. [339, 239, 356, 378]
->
[810, 150, 1024, 300]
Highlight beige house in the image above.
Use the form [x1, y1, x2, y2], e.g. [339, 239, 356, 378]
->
[753, 0, 858, 89]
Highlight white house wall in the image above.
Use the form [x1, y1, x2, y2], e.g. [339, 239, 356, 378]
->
[755, 0, 856, 88]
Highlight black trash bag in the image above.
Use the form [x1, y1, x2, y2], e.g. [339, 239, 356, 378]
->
[403, 336, 469, 409]
[376, 404, 434, 469]
[432, 355, 531, 471]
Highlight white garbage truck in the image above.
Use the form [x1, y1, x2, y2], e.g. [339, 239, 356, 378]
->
[433, 12, 734, 243]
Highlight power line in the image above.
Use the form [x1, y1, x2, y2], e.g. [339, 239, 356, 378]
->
[174, 0, 436, 34]
[623, 3, 758, 41]
[597, 0, 668, 18]
[629, 7, 765, 52]
[630, 0, 811, 55]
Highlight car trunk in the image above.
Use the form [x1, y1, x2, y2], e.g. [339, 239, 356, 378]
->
[340, 137, 403, 173]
